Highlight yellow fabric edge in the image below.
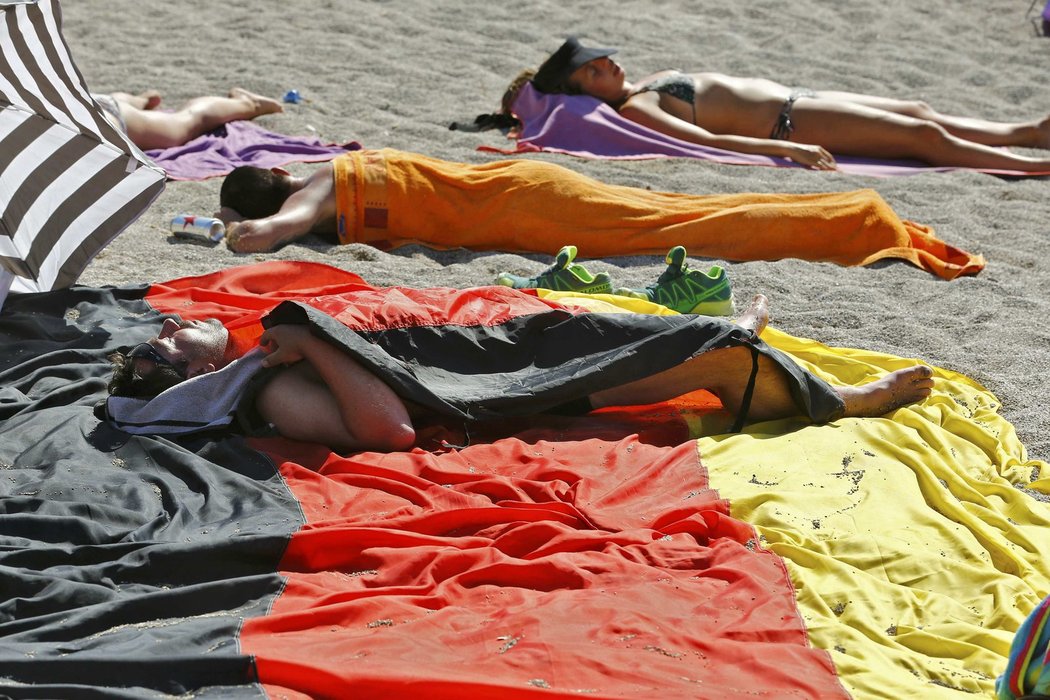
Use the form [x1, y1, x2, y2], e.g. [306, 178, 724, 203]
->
[542, 290, 1050, 698]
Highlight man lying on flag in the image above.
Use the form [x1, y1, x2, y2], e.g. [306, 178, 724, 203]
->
[102, 288, 933, 453]
[211, 148, 984, 280]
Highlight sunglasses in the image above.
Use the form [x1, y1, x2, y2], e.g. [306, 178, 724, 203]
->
[128, 342, 184, 376]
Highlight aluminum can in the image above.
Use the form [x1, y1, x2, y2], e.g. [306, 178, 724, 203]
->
[171, 214, 225, 243]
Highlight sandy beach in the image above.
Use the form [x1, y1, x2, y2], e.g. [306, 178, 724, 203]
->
[67, 0, 1050, 461]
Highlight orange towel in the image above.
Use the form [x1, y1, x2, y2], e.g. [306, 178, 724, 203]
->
[333, 149, 984, 280]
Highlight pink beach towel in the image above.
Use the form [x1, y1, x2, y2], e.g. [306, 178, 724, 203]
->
[145, 120, 360, 181]
[485, 83, 1047, 178]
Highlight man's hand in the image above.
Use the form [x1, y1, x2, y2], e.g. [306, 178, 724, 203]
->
[225, 220, 258, 253]
[259, 325, 314, 367]
[225, 220, 287, 253]
[214, 206, 245, 225]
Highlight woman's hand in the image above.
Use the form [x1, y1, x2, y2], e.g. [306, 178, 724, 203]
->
[784, 143, 837, 170]
[259, 325, 314, 367]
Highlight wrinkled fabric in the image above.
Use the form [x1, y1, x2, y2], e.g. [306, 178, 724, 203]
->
[699, 328, 1050, 698]
[145, 120, 358, 181]
[332, 148, 984, 279]
[3, 262, 1046, 699]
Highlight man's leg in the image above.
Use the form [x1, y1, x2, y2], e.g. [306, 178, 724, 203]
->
[588, 295, 934, 424]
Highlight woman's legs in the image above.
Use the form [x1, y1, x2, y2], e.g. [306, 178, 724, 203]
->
[587, 295, 934, 423]
[811, 90, 1050, 148]
[790, 98, 1050, 171]
[117, 87, 283, 150]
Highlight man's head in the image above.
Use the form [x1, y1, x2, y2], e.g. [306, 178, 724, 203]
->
[219, 166, 294, 220]
[531, 36, 618, 95]
[107, 318, 230, 398]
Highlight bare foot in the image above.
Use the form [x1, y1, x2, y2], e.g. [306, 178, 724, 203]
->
[110, 90, 162, 110]
[837, 365, 934, 417]
[228, 87, 284, 116]
[1035, 114, 1050, 149]
[139, 90, 162, 110]
[735, 294, 769, 335]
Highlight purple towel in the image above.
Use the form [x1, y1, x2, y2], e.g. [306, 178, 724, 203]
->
[489, 83, 1043, 178]
[145, 120, 359, 181]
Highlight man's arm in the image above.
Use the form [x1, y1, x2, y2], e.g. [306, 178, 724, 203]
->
[254, 325, 416, 452]
[223, 168, 337, 253]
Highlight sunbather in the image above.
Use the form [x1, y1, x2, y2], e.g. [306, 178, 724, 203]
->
[499, 37, 1050, 172]
[213, 148, 982, 279]
[105, 292, 934, 453]
[93, 87, 283, 150]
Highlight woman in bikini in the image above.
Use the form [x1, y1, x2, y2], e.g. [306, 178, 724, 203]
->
[93, 87, 284, 151]
[502, 37, 1050, 172]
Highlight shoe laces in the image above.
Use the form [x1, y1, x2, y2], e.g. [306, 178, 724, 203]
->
[650, 257, 689, 289]
[534, 246, 576, 284]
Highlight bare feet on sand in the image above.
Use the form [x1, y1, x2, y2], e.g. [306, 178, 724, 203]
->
[838, 366, 934, 417]
[1034, 114, 1050, 149]
[735, 294, 769, 335]
[112, 90, 162, 110]
[228, 87, 284, 117]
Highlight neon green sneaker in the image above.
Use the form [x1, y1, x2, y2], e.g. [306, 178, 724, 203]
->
[614, 246, 734, 315]
[495, 245, 613, 294]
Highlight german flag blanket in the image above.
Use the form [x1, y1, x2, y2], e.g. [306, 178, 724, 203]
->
[1, 261, 1046, 699]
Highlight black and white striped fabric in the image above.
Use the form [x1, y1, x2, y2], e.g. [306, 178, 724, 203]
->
[0, 0, 164, 296]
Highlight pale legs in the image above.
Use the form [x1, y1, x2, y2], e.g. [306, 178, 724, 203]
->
[115, 87, 284, 150]
[790, 95, 1050, 172]
[588, 295, 934, 423]
[808, 91, 1050, 148]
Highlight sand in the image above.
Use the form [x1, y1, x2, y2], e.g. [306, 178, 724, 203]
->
[66, 0, 1050, 461]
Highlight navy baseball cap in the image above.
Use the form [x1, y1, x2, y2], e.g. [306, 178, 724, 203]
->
[531, 36, 617, 93]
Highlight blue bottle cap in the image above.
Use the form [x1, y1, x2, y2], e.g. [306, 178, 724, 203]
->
[282, 89, 302, 104]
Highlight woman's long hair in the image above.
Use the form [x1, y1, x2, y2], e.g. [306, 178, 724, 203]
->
[449, 65, 580, 133]
[448, 70, 535, 133]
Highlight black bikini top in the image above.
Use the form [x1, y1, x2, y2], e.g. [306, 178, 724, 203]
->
[633, 72, 698, 123]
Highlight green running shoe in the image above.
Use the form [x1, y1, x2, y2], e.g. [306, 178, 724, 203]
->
[495, 245, 613, 294]
[615, 246, 734, 315]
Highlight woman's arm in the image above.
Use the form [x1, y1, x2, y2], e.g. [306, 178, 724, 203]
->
[255, 324, 416, 452]
[619, 99, 836, 169]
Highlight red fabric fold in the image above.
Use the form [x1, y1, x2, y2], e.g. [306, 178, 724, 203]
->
[242, 434, 847, 699]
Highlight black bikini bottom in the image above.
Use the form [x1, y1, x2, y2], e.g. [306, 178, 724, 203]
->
[770, 89, 816, 140]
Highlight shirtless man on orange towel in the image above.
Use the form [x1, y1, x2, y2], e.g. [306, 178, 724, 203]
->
[215, 148, 983, 280]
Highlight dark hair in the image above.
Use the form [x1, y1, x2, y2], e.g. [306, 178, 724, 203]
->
[526, 68, 582, 97]
[219, 166, 294, 220]
[504, 66, 581, 111]
[502, 69, 536, 114]
[498, 63, 582, 119]
[448, 55, 587, 134]
[107, 351, 186, 398]
[447, 70, 534, 133]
